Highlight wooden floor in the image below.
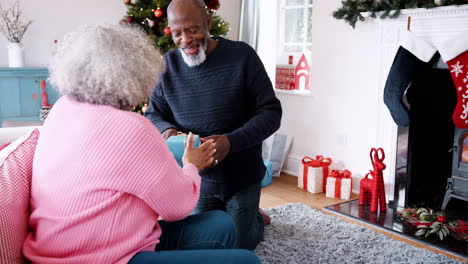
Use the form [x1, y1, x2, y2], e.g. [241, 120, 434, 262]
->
[260, 173, 468, 263]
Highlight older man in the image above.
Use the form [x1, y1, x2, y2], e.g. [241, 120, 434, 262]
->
[145, 0, 282, 250]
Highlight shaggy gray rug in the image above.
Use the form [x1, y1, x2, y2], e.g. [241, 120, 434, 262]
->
[255, 203, 464, 264]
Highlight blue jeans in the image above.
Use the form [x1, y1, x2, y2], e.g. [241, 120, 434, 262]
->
[194, 181, 264, 250]
[128, 210, 261, 264]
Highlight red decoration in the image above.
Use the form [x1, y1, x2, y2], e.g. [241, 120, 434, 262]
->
[301, 156, 332, 192]
[358, 173, 373, 206]
[437, 216, 448, 224]
[40, 81, 52, 108]
[164, 26, 171, 36]
[275, 65, 295, 90]
[154, 8, 163, 18]
[123, 0, 131, 4]
[446, 51, 468, 128]
[294, 54, 310, 91]
[126, 16, 134, 23]
[204, 0, 220, 10]
[329, 169, 352, 199]
[359, 148, 387, 212]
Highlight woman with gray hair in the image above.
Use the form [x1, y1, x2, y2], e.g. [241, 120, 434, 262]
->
[22, 24, 261, 264]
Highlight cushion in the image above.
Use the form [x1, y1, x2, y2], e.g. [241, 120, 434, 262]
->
[0, 128, 39, 264]
[0, 143, 11, 151]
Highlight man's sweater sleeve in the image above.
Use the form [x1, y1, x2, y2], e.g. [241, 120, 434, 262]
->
[144, 82, 176, 133]
[225, 49, 282, 153]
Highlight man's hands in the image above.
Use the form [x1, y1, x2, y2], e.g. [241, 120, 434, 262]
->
[182, 132, 216, 171]
[200, 135, 231, 167]
[162, 128, 179, 140]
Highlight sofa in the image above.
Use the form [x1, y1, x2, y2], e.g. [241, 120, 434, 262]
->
[1, 125, 40, 264]
[0, 126, 39, 146]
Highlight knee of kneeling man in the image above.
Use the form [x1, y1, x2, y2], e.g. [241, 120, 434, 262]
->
[207, 210, 235, 229]
[236, 250, 262, 264]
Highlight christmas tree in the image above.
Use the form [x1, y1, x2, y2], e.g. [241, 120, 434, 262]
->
[121, 0, 230, 114]
[121, 0, 229, 53]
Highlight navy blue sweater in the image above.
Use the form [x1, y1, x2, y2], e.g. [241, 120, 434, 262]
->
[145, 37, 282, 195]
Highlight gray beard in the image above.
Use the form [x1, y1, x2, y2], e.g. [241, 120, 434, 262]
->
[179, 41, 207, 67]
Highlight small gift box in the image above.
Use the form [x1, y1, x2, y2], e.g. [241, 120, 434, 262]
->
[261, 160, 273, 187]
[326, 169, 352, 200]
[166, 134, 200, 166]
[298, 155, 332, 193]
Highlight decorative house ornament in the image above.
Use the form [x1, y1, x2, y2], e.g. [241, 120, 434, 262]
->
[295, 54, 310, 91]
[0, 0, 32, 67]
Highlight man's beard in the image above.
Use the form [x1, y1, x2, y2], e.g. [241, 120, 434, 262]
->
[179, 40, 208, 67]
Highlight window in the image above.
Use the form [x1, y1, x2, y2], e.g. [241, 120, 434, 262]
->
[273, 0, 313, 95]
[280, 0, 313, 54]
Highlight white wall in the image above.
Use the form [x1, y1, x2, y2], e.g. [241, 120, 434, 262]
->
[216, 0, 241, 40]
[0, 0, 240, 67]
[258, 0, 386, 194]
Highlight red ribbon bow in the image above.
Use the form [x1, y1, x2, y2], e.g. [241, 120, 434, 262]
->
[302, 155, 332, 191]
[329, 169, 352, 199]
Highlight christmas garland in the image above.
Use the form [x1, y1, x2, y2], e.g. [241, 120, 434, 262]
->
[333, 0, 468, 28]
[397, 207, 468, 241]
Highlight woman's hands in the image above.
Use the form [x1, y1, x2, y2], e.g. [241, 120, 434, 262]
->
[182, 132, 216, 171]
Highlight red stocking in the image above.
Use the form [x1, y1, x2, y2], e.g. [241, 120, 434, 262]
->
[439, 33, 468, 129]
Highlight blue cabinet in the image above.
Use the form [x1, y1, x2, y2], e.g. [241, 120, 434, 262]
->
[0, 68, 61, 127]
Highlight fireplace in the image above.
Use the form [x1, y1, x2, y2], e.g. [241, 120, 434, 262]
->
[442, 128, 468, 209]
[392, 64, 468, 218]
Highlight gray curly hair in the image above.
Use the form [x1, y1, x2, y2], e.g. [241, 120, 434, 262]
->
[49, 24, 165, 109]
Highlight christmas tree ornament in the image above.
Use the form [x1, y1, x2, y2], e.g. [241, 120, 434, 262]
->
[124, 0, 131, 4]
[434, 0, 443, 6]
[148, 20, 155, 27]
[126, 16, 134, 23]
[383, 31, 437, 127]
[164, 26, 171, 36]
[154, 7, 163, 18]
[205, 0, 220, 11]
[439, 31, 468, 129]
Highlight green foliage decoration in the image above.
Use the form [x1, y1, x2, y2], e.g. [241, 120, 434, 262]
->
[333, 0, 468, 28]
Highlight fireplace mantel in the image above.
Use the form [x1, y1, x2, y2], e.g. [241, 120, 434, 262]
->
[369, 5, 468, 205]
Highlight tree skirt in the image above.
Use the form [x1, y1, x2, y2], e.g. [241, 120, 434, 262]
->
[255, 203, 463, 264]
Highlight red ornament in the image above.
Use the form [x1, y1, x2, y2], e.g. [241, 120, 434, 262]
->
[204, 0, 220, 10]
[126, 16, 134, 23]
[124, 0, 131, 4]
[154, 8, 163, 18]
[437, 216, 448, 224]
[358, 148, 387, 212]
[40, 81, 52, 108]
[164, 26, 171, 36]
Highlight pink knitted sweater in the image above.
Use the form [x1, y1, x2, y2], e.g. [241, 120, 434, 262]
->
[23, 96, 201, 264]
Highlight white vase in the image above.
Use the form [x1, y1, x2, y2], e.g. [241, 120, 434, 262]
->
[8, 42, 25, 67]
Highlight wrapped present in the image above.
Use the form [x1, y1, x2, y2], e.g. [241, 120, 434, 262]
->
[298, 155, 332, 193]
[326, 169, 352, 200]
[261, 160, 273, 187]
[166, 134, 200, 166]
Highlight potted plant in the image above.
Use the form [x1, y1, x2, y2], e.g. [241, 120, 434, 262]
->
[0, 0, 32, 67]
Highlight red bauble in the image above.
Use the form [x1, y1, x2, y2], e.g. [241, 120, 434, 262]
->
[164, 26, 171, 36]
[205, 0, 220, 10]
[126, 16, 134, 23]
[437, 216, 448, 224]
[154, 8, 163, 18]
[124, 0, 131, 4]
